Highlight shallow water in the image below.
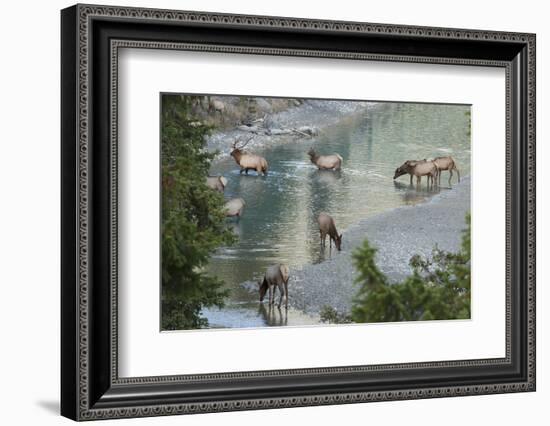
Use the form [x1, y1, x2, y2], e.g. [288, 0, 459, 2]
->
[204, 102, 471, 328]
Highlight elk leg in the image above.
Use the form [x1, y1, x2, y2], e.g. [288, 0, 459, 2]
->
[277, 283, 284, 308]
[409, 174, 413, 186]
[448, 169, 453, 185]
[268, 285, 273, 305]
[455, 167, 461, 183]
[239, 167, 244, 175]
[284, 280, 289, 309]
[416, 175, 421, 188]
[245, 168, 249, 175]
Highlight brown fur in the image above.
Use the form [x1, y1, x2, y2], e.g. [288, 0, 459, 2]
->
[230, 137, 268, 176]
[206, 176, 227, 192]
[224, 198, 245, 217]
[433, 156, 460, 184]
[259, 264, 290, 308]
[308, 148, 343, 171]
[394, 159, 439, 188]
[317, 212, 343, 251]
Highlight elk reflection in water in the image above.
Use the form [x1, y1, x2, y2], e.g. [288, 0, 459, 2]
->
[393, 180, 441, 205]
[258, 303, 288, 327]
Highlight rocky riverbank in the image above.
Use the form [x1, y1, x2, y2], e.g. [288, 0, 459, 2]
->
[249, 177, 471, 318]
[207, 99, 372, 158]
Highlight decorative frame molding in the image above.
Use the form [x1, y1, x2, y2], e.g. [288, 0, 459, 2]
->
[61, 4, 535, 421]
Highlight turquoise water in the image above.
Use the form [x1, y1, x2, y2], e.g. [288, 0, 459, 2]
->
[203, 102, 471, 327]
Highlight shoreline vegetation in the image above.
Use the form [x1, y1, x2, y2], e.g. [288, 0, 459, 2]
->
[160, 94, 471, 330]
[161, 95, 236, 330]
[327, 211, 470, 324]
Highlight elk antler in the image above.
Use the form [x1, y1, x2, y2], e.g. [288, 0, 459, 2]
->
[234, 136, 253, 150]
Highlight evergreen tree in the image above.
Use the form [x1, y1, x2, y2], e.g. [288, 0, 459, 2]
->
[161, 95, 235, 330]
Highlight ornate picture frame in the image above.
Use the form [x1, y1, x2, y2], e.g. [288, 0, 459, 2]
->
[61, 4, 535, 421]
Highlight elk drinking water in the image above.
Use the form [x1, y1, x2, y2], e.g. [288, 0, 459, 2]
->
[394, 159, 439, 188]
[206, 175, 227, 192]
[258, 264, 290, 309]
[433, 156, 460, 184]
[307, 148, 343, 171]
[317, 212, 343, 251]
[230, 137, 268, 176]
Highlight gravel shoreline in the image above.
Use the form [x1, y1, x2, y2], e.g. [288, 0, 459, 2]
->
[207, 99, 372, 158]
[287, 177, 471, 316]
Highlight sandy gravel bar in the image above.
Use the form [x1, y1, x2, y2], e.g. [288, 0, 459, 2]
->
[288, 177, 471, 316]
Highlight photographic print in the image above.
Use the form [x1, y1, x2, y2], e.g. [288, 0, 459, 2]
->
[161, 94, 471, 331]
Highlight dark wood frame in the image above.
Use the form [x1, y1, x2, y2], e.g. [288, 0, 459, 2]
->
[61, 3, 536, 421]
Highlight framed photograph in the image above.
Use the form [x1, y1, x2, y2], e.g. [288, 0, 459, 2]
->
[61, 4, 536, 421]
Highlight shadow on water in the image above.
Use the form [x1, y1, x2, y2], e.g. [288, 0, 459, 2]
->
[200, 102, 471, 328]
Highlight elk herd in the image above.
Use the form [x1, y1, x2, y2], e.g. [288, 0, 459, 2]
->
[393, 156, 460, 188]
[206, 135, 460, 310]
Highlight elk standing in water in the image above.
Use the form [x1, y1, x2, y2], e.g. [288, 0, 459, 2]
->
[393, 160, 439, 188]
[433, 156, 460, 185]
[317, 212, 343, 251]
[230, 137, 268, 176]
[206, 176, 227, 193]
[258, 264, 290, 309]
[224, 198, 245, 218]
[307, 148, 343, 171]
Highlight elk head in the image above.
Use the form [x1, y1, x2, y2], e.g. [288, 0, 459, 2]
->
[393, 161, 413, 180]
[334, 233, 343, 251]
[230, 136, 253, 162]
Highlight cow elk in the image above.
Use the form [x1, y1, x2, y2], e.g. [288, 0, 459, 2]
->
[206, 176, 227, 193]
[393, 159, 439, 188]
[433, 156, 460, 184]
[308, 148, 343, 171]
[258, 264, 290, 309]
[224, 198, 245, 218]
[317, 212, 343, 251]
[208, 99, 225, 115]
[230, 137, 268, 176]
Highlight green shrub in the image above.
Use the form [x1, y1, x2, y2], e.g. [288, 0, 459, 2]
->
[351, 213, 471, 323]
[320, 305, 353, 324]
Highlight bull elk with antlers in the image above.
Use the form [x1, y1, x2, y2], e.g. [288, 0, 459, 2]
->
[230, 137, 268, 176]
